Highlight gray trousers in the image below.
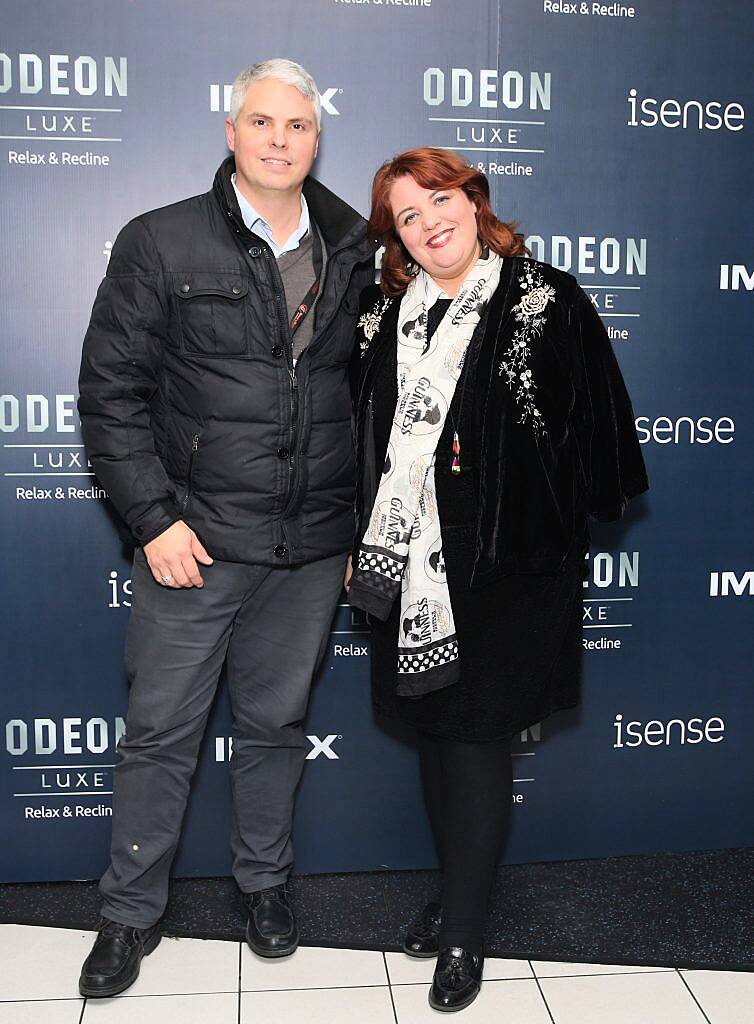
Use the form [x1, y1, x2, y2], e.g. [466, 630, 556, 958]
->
[100, 548, 347, 929]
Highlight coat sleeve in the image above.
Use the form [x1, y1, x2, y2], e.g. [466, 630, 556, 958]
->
[78, 217, 181, 546]
[569, 284, 649, 521]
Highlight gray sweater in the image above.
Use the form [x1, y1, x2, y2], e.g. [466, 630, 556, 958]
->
[277, 220, 327, 360]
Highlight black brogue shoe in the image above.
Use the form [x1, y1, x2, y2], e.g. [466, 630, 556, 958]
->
[429, 945, 484, 1012]
[403, 900, 442, 958]
[243, 884, 299, 958]
[79, 917, 161, 997]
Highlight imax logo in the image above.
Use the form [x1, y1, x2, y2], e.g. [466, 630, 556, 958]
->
[305, 734, 341, 760]
[209, 85, 341, 116]
[709, 571, 754, 597]
[719, 265, 754, 291]
[215, 734, 341, 762]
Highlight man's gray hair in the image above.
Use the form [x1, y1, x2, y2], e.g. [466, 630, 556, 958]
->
[229, 59, 321, 131]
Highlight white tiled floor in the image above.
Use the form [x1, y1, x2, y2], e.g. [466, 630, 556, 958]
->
[1, 922, 751, 1022]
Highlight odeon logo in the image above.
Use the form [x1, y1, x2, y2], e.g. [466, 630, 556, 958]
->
[0, 393, 78, 433]
[635, 415, 735, 444]
[583, 550, 639, 589]
[423, 67, 551, 110]
[626, 88, 745, 132]
[525, 234, 646, 277]
[709, 571, 753, 597]
[214, 735, 341, 762]
[583, 550, 639, 645]
[525, 233, 646, 328]
[1, 392, 91, 490]
[612, 713, 725, 748]
[209, 84, 342, 116]
[5, 716, 126, 755]
[0, 52, 126, 148]
[0, 52, 127, 96]
[422, 65, 553, 177]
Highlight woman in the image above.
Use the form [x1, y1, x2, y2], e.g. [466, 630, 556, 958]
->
[347, 148, 648, 1012]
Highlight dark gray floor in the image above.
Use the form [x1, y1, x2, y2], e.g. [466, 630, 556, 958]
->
[2, 847, 753, 971]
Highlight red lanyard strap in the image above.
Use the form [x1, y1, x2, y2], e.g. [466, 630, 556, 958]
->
[289, 225, 323, 337]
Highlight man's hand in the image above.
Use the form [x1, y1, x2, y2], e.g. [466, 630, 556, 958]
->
[143, 521, 213, 588]
[344, 554, 353, 593]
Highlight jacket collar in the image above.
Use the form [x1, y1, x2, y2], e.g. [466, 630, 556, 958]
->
[213, 155, 375, 258]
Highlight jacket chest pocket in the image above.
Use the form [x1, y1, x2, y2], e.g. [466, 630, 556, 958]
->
[174, 275, 249, 357]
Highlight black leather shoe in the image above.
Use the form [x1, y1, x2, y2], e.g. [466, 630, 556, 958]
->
[243, 884, 299, 958]
[79, 917, 161, 997]
[403, 900, 442, 958]
[429, 946, 484, 1012]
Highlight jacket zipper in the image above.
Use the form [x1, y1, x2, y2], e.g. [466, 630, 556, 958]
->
[182, 433, 200, 512]
[265, 251, 300, 516]
[227, 222, 369, 531]
[289, 369, 299, 489]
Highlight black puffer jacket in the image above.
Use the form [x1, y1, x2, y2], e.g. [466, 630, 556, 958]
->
[79, 157, 376, 565]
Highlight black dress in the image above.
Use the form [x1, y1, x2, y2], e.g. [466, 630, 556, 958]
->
[369, 299, 586, 741]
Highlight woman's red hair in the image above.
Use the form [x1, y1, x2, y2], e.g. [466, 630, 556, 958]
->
[367, 147, 527, 296]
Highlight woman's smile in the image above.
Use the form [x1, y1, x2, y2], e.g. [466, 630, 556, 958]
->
[425, 227, 454, 249]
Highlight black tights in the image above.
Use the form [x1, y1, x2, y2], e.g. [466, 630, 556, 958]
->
[417, 730, 513, 956]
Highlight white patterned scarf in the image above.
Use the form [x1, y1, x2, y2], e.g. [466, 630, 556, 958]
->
[349, 250, 503, 696]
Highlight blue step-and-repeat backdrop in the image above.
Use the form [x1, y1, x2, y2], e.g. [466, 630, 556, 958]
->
[1, 0, 752, 882]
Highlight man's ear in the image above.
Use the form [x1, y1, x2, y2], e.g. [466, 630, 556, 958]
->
[225, 118, 236, 152]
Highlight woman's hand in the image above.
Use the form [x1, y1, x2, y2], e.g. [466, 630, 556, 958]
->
[344, 554, 353, 592]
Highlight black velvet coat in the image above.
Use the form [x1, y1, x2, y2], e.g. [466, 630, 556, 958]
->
[353, 256, 649, 583]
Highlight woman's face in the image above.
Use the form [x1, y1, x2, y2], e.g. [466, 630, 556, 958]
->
[389, 175, 479, 289]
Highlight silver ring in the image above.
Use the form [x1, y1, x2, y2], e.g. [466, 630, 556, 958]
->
[161, 574, 173, 583]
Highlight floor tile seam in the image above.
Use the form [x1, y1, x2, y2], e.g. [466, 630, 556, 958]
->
[240, 982, 392, 993]
[0, 996, 85, 1004]
[679, 967, 754, 974]
[675, 968, 713, 1024]
[390, 975, 554, 988]
[78, 989, 240, 1000]
[0, 968, 679, 1001]
[236, 942, 242, 1024]
[388, 968, 675, 987]
[533, 968, 678, 980]
[529, 960, 556, 1024]
[382, 951, 399, 1024]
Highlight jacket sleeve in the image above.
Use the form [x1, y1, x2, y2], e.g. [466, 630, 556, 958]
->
[78, 217, 181, 546]
[569, 284, 649, 521]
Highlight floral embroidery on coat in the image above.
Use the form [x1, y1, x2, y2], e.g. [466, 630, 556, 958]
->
[498, 261, 554, 437]
[357, 295, 392, 355]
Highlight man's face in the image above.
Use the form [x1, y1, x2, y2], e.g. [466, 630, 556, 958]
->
[225, 77, 319, 199]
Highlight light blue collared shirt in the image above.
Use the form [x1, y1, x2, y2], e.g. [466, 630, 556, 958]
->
[231, 172, 310, 258]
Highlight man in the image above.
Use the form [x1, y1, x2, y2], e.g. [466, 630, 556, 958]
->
[77, 59, 375, 997]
